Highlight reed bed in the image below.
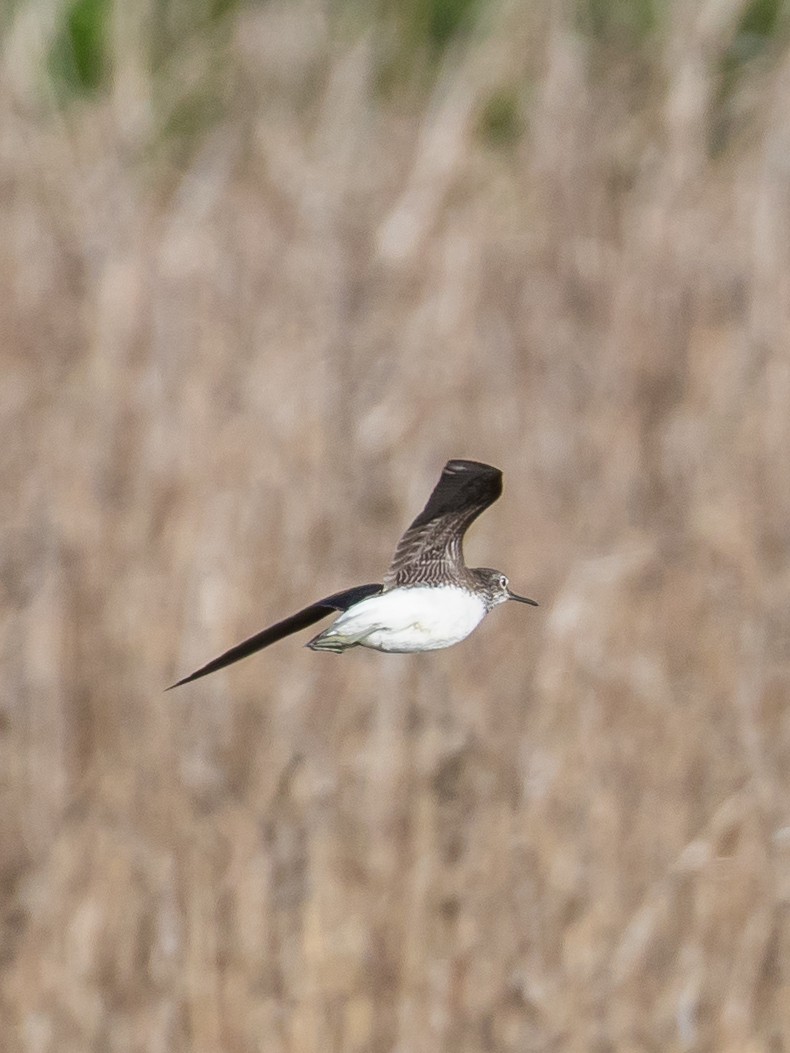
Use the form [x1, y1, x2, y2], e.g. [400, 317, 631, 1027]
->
[2, 0, 790, 1048]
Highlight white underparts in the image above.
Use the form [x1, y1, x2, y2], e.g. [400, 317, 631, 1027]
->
[307, 585, 488, 654]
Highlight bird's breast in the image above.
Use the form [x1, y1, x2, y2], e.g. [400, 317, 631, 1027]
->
[331, 585, 488, 653]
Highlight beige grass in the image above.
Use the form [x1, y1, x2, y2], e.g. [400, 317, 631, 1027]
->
[2, 0, 790, 1049]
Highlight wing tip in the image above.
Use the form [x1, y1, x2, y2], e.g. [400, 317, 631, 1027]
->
[166, 665, 215, 690]
[165, 673, 194, 691]
[444, 458, 501, 478]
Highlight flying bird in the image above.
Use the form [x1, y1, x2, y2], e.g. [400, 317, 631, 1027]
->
[168, 459, 537, 688]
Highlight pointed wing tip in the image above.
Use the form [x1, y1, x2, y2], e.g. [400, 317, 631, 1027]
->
[166, 667, 212, 690]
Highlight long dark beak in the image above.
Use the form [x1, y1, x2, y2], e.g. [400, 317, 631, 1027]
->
[507, 590, 539, 606]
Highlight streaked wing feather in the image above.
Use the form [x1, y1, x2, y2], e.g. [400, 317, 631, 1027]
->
[167, 583, 383, 689]
[384, 460, 502, 588]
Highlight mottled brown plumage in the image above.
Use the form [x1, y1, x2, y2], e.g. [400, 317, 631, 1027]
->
[383, 460, 503, 589]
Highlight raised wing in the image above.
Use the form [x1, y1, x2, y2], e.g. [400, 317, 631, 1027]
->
[167, 583, 383, 689]
[384, 460, 502, 588]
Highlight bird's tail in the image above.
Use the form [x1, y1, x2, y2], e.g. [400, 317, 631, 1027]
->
[306, 625, 379, 653]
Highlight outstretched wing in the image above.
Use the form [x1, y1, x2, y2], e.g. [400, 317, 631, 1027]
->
[167, 583, 383, 689]
[384, 460, 502, 588]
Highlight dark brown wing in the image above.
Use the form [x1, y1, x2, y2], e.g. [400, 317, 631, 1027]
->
[384, 460, 502, 588]
[167, 583, 383, 689]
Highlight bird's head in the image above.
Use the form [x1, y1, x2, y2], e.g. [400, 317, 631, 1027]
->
[471, 568, 538, 610]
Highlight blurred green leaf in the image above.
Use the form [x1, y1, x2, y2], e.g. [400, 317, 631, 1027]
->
[478, 88, 523, 147]
[712, 0, 789, 152]
[722, 0, 786, 79]
[366, 0, 485, 92]
[576, 0, 658, 46]
[739, 0, 785, 38]
[377, 0, 482, 53]
[50, 0, 111, 96]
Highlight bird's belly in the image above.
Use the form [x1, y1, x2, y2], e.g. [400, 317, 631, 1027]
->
[362, 623, 473, 652]
[328, 586, 488, 653]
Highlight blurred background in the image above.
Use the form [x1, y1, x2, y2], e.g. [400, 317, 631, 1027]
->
[3, 0, 790, 1048]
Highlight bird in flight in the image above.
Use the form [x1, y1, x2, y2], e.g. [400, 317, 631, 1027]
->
[168, 459, 537, 688]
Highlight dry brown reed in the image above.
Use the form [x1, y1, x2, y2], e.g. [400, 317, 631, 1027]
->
[2, 0, 790, 1048]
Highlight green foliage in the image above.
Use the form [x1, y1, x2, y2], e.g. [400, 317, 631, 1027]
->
[422, 0, 482, 50]
[713, 0, 789, 151]
[366, 0, 485, 93]
[576, 0, 658, 47]
[49, 0, 111, 96]
[379, 0, 483, 54]
[48, 0, 243, 102]
[45, 0, 493, 114]
[478, 88, 523, 147]
[0, 0, 22, 34]
[738, 0, 785, 39]
[721, 0, 787, 84]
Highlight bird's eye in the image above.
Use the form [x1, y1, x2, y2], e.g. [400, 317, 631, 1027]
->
[499, 575, 508, 588]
